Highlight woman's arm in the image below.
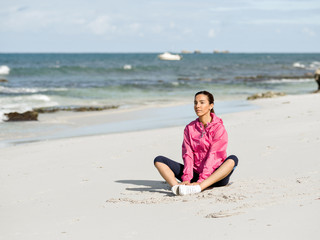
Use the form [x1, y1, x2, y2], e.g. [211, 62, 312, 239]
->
[181, 126, 194, 182]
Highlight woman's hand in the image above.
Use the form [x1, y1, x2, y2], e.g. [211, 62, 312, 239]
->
[186, 182, 200, 186]
[179, 181, 201, 186]
[179, 181, 190, 185]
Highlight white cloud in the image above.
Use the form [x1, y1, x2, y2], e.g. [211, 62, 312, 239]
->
[0, 0, 319, 52]
[208, 29, 215, 38]
[86, 16, 117, 35]
[239, 16, 320, 26]
[169, 22, 176, 29]
[151, 25, 164, 34]
[182, 28, 192, 35]
[302, 28, 316, 37]
[250, 1, 320, 11]
[128, 23, 141, 32]
[209, 1, 320, 12]
[0, 9, 59, 32]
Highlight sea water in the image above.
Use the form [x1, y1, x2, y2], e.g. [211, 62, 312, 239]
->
[0, 53, 319, 145]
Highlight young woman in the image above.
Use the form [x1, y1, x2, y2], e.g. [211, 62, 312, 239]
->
[154, 91, 238, 196]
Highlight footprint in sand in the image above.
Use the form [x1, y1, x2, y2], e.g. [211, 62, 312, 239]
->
[205, 211, 242, 218]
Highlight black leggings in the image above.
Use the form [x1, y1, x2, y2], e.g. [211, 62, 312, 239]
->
[154, 155, 238, 188]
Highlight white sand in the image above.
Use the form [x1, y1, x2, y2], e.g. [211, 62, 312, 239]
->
[1, 94, 319, 240]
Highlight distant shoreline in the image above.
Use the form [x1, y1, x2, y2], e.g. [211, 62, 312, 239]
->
[1, 52, 320, 54]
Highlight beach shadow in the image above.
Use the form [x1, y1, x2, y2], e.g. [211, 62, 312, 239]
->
[115, 180, 171, 195]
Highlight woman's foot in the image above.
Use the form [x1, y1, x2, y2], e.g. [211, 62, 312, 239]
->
[172, 185, 201, 196]
[171, 185, 179, 195]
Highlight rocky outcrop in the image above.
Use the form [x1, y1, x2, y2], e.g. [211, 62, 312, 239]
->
[33, 105, 119, 113]
[5, 111, 38, 121]
[3, 105, 118, 122]
[314, 68, 320, 91]
[213, 50, 230, 54]
[247, 91, 286, 100]
[236, 73, 313, 81]
[177, 77, 191, 81]
[0, 79, 8, 82]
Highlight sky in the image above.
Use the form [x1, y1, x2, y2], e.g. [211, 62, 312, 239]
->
[0, 0, 319, 53]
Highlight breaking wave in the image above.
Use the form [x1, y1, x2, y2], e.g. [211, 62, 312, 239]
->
[0, 65, 10, 75]
[293, 61, 320, 70]
[0, 86, 67, 95]
[0, 94, 58, 122]
[264, 78, 314, 84]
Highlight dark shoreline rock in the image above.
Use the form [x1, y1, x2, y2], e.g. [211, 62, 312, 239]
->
[0, 79, 8, 82]
[33, 105, 119, 113]
[247, 91, 286, 100]
[3, 105, 119, 122]
[235, 73, 313, 81]
[5, 111, 38, 121]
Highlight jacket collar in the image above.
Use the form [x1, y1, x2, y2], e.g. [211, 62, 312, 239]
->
[197, 112, 218, 128]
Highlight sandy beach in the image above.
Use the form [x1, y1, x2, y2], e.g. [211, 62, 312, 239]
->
[1, 93, 319, 240]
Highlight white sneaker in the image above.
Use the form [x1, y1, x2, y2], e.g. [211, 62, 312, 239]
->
[178, 185, 201, 196]
[171, 185, 179, 195]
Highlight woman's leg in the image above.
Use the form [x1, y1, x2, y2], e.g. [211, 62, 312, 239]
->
[154, 156, 184, 187]
[199, 155, 238, 190]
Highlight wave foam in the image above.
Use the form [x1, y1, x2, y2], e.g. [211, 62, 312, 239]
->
[293, 62, 306, 69]
[30, 95, 51, 102]
[123, 64, 132, 70]
[309, 61, 320, 70]
[266, 78, 314, 84]
[292, 61, 320, 71]
[0, 65, 10, 75]
[0, 111, 7, 122]
[0, 94, 59, 123]
[0, 86, 67, 94]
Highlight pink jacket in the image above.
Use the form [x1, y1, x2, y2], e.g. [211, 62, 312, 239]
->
[182, 112, 228, 183]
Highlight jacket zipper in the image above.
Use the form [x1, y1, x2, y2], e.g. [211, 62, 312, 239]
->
[200, 123, 206, 138]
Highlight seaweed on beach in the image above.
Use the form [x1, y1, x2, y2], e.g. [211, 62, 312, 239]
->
[33, 105, 119, 113]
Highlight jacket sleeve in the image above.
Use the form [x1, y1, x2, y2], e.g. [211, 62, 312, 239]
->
[197, 125, 228, 183]
[181, 126, 194, 182]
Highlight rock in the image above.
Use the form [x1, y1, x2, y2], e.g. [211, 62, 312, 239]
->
[32, 107, 59, 113]
[213, 50, 229, 54]
[33, 105, 119, 113]
[72, 106, 118, 112]
[5, 111, 38, 121]
[247, 91, 286, 100]
[177, 77, 190, 81]
[235, 74, 314, 81]
[0, 79, 8, 82]
[181, 50, 192, 54]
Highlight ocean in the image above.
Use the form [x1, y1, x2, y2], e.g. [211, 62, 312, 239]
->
[1, 53, 319, 116]
[0, 53, 319, 145]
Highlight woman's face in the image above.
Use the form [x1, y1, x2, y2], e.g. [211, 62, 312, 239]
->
[194, 94, 213, 117]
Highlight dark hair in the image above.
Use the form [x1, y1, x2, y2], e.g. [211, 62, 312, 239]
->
[195, 90, 215, 113]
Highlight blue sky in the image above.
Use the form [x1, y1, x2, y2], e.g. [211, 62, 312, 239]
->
[0, 0, 319, 53]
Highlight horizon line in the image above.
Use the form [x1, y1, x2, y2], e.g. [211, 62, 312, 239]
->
[1, 51, 320, 54]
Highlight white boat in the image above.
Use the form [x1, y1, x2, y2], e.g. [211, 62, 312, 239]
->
[158, 52, 182, 61]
